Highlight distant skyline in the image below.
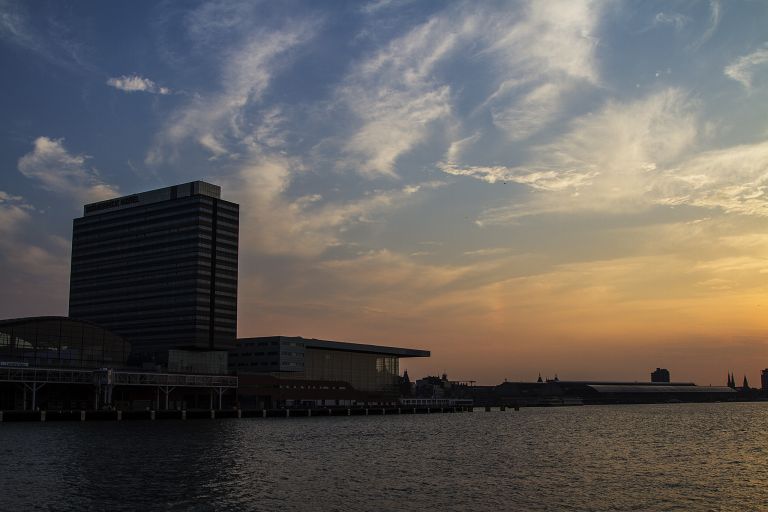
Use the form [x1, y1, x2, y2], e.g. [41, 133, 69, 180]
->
[2, 1, 768, 385]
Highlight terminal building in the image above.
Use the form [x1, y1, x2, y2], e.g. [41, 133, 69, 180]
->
[69, 181, 239, 370]
[230, 336, 430, 407]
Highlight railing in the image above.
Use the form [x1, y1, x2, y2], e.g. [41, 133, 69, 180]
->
[111, 371, 237, 388]
[0, 367, 237, 388]
[399, 398, 474, 407]
[0, 367, 93, 384]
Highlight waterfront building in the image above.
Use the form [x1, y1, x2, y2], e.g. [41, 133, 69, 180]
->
[465, 380, 738, 407]
[69, 181, 239, 367]
[230, 336, 429, 407]
[762, 369, 768, 392]
[0, 316, 130, 369]
[651, 368, 670, 383]
[0, 316, 239, 411]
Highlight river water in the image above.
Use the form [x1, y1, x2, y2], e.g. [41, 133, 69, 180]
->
[2, 402, 767, 511]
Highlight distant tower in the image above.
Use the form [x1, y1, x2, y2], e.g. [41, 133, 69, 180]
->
[762, 369, 768, 392]
[553, 374, 559, 382]
[743, 375, 749, 390]
[537, 373, 543, 383]
[727, 373, 733, 388]
[400, 369, 412, 397]
[651, 368, 670, 383]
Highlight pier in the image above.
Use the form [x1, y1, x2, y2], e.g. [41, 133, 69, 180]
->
[0, 405, 474, 422]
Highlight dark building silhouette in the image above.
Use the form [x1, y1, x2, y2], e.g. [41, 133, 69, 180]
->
[0, 316, 130, 368]
[231, 336, 429, 407]
[69, 181, 239, 362]
[400, 369, 413, 397]
[651, 368, 670, 383]
[762, 369, 768, 392]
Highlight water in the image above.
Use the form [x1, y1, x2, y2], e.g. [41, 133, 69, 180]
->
[2, 403, 768, 511]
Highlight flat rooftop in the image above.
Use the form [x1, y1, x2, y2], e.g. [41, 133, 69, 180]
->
[237, 336, 430, 358]
[82, 181, 222, 216]
[588, 385, 736, 394]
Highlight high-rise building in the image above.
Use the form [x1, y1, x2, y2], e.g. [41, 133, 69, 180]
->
[68, 181, 239, 362]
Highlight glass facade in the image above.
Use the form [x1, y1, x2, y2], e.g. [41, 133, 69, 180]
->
[296, 349, 399, 397]
[232, 336, 427, 402]
[0, 317, 130, 368]
[69, 181, 238, 358]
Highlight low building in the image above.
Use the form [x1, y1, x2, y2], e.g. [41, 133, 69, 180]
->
[231, 336, 430, 407]
[464, 380, 738, 406]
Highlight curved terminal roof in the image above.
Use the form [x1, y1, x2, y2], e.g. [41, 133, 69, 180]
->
[0, 316, 130, 368]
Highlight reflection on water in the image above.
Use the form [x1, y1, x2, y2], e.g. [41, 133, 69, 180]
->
[2, 403, 768, 511]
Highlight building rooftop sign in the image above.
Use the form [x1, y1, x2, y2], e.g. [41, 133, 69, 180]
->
[83, 181, 221, 216]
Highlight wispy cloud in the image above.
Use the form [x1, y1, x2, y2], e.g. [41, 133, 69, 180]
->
[147, 19, 318, 164]
[0, 0, 94, 70]
[338, 13, 466, 178]
[0, 191, 69, 302]
[0, 0, 39, 51]
[339, 0, 604, 178]
[449, 88, 696, 200]
[18, 137, 118, 204]
[466, 86, 768, 227]
[224, 154, 444, 258]
[724, 44, 768, 90]
[653, 12, 690, 31]
[688, 0, 721, 50]
[106, 74, 171, 94]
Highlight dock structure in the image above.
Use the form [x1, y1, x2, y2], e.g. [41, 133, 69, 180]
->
[0, 404, 474, 422]
[0, 367, 237, 411]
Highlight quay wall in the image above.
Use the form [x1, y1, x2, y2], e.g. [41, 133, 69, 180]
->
[0, 406, 474, 423]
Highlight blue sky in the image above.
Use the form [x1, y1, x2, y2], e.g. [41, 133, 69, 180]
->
[2, 0, 768, 384]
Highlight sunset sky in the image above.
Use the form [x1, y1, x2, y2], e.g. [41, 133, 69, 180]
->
[2, 1, 768, 385]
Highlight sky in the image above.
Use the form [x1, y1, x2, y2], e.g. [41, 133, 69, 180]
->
[1, 0, 768, 385]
